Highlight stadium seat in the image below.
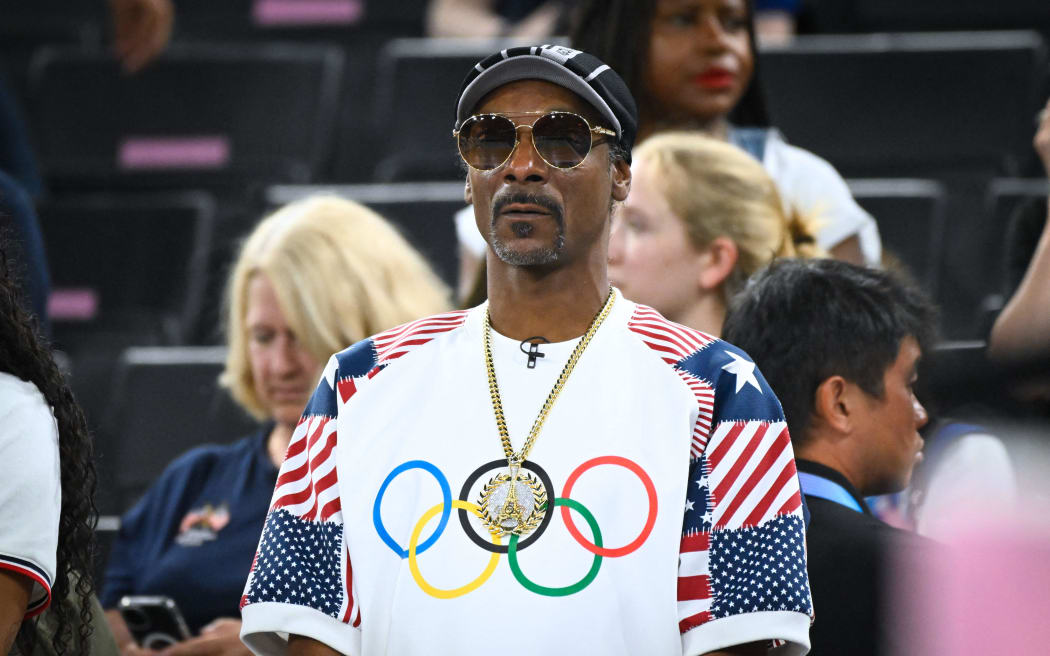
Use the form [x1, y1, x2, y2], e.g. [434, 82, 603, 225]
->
[759, 31, 1047, 178]
[0, 0, 102, 101]
[265, 181, 464, 285]
[847, 179, 947, 295]
[28, 44, 344, 190]
[37, 191, 217, 350]
[172, 0, 426, 41]
[851, 0, 1050, 33]
[371, 37, 565, 182]
[99, 346, 260, 513]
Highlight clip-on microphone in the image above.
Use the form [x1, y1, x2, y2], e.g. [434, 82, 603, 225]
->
[519, 336, 550, 369]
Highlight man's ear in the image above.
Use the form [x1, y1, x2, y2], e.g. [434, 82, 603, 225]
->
[697, 236, 739, 291]
[611, 158, 631, 202]
[464, 177, 473, 205]
[813, 375, 852, 435]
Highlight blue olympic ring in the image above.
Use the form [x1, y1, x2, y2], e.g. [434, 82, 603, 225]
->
[373, 460, 451, 558]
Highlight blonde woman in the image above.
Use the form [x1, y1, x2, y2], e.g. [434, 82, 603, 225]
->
[100, 196, 450, 655]
[609, 132, 824, 336]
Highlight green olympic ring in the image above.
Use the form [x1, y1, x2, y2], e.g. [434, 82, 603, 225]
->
[383, 457, 653, 599]
[508, 498, 602, 597]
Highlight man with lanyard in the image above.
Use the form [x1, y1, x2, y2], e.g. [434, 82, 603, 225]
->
[239, 45, 812, 656]
[723, 258, 937, 656]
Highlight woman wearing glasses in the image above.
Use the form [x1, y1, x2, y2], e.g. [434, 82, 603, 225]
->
[571, 0, 881, 267]
[609, 132, 824, 336]
[100, 196, 450, 655]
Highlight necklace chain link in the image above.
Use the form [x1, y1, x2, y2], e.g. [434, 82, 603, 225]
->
[483, 288, 616, 465]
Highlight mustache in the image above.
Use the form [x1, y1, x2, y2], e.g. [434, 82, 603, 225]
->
[491, 192, 564, 231]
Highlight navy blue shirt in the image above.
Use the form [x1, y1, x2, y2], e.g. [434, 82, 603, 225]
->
[100, 426, 277, 634]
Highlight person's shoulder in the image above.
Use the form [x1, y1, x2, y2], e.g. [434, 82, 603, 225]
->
[0, 371, 51, 424]
[0, 373, 57, 460]
[156, 430, 263, 482]
[303, 309, 473, 417]
[763, 128, 842, 175]
[621, 301, 719, 367]
[333, 308, 472, 376]
[621, 302, 785, 419]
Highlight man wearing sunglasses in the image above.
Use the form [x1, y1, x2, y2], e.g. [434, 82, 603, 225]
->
[240, 45, 812, 656]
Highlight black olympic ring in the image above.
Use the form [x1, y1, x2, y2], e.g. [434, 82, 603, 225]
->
[457, 458, 555, 554]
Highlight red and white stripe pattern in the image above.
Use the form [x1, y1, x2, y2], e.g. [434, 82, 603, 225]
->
[271, 413, 341, 522]
[340, 546, 361, 627]
[270, 310, 470, 523]
[372, 310, 470, 364]
[627, 305, 717, 455]
[707, 420, 803, 529]
[677, 532, 713, 630]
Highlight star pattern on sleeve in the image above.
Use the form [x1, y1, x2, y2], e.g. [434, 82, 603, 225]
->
[243, 508, 345, 618]
[721, 351, 763, 395]
[707, 514, 812, 619]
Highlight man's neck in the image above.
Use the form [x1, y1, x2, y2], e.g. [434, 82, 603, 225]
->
[486, 258, 610, 342]
[795, 445, 868, 495]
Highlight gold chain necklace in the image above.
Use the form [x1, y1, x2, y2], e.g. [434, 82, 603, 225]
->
[477, 288, 616, 537]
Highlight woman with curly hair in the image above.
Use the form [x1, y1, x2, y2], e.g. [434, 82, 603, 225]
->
[0, 243, 110, 655]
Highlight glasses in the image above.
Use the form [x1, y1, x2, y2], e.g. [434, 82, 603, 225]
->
[453, 111, 616, 171]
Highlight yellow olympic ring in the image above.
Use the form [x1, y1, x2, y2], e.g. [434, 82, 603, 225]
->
[408, 500, 502, 599]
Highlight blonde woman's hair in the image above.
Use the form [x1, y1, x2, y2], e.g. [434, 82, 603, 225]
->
[633, 132, 824, 301]
[221, 195, 452, 419]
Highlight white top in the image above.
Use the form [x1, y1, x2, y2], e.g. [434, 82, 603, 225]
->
[760, 130, 882, 266]
[240, 293, 812, 655]
[0, 371, 61, 618]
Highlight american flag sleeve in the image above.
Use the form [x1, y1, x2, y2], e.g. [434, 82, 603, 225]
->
[677, 341, 813, 655]
[241, 354, 363, 654]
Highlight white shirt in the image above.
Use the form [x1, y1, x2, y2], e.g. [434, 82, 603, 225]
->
[0, 371, 61, 618]
[241, 294, 812, 655]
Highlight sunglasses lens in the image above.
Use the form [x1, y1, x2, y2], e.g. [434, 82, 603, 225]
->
[533, 112, 593, 168]
[458, 115, 517, 170]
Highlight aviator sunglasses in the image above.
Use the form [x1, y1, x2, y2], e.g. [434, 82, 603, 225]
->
[454, 111, 616, 171]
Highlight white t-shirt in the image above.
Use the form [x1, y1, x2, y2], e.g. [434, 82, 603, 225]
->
[759, 129, 882, 266]
[0, 371, 61, 619]
[240, 293, 813, 655]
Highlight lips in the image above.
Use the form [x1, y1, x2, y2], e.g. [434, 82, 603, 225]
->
[694, 68, 736, 90]
[271, 389, 308, 402]
[500, 203, 551, 218]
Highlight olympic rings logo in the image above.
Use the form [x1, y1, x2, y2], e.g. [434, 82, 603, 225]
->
[372, 456, 658, 598]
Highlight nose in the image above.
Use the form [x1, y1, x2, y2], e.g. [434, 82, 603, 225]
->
[502, 126, 548, 183]
[913, 396, 929, 429]
[272, 334, 302, 377]
[697, 15, 731, 53]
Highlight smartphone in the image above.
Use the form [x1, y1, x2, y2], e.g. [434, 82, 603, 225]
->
[118, 595, 191, 649]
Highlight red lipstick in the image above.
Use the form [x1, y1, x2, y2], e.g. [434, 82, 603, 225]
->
[694, 68, 736, 90]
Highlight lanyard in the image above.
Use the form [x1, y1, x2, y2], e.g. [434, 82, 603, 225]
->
[797, 472, 863, 513]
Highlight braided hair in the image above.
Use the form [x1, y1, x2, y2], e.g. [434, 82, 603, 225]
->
[1, 241, 98, 655]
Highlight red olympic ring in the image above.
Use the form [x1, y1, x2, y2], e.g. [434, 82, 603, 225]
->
[560, 455, 658, 557]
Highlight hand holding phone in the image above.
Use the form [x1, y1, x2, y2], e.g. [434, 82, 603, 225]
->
[118, 595, 191, 650]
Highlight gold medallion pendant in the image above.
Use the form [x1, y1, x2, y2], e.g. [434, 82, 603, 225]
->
[477, 464, 547, 537]
[478, 290, 614, 539]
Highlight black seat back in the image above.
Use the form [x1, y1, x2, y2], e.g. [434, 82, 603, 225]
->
[759, 32, 1047, 178]
[29, 44, 345, 190]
